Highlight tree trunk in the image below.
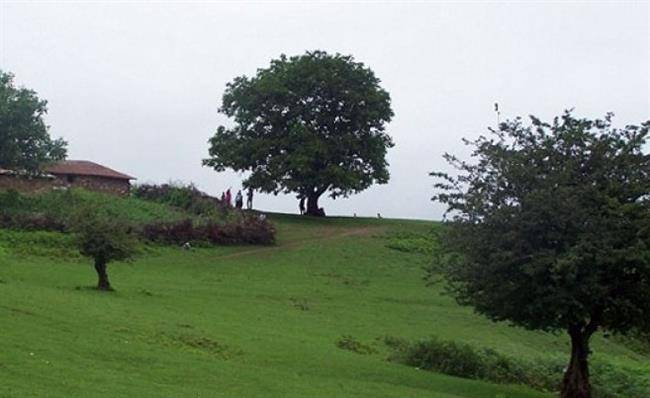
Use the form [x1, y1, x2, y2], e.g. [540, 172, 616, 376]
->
[94, 258, 112, 291]
[561, 328, 592, 398]
[305, 193, 323, 216]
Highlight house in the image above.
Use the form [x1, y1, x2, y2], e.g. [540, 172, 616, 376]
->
[0, 160, 135, 195]
[42, 160, 135, 195]
[0, 168, 57, 193]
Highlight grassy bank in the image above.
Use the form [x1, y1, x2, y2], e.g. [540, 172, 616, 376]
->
[0, 214, 647, 397]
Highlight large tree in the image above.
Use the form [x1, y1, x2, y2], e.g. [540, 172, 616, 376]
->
[0, 70, 67, 172]
[431, 112, 649, 398]
[203, 51, 394, 216]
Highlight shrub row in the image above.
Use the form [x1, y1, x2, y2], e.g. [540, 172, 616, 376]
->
[0, 189, 276, 246]
[384, 336, 650, 398]
[132, 183, 225, 216]
[141, 215, 275, 245]
[384, 336, 560, 390]
[0, 212, 66, 232]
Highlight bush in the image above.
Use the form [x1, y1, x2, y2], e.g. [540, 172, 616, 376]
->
[591, 362, 650, 398]
[216, 216, 276, 244]
[0, 189, 23, 208]
[384, 336, 650, 397]
[0, 211, 66, 232]
[0, 188, 276, 249]
[141, 219, 195, 244]
[607, 331, 650, 356]
[141, 214, 275, 246]
[387, 336, 557, 388]
[70, 206, 137, 290]
[0, 190, 65, 231]
[132, 183, 226, 216]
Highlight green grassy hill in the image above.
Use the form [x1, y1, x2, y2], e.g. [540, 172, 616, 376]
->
[1, 213, 648, 397]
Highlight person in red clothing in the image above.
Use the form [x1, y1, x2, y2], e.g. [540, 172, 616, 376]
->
[225, 188, 232, 206]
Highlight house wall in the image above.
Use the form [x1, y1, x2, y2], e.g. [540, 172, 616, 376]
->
[0, 174, 130, 195]
[55, 175, 130, 195]
[0, 174, 62, 193]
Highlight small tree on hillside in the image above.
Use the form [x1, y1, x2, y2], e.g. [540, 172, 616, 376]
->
[0, 70, 67, 172]
[431, 112, 650, 398]
[72, 210, 136, 291]
[203, 51, 394, 216]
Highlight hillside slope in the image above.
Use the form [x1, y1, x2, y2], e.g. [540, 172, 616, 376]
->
[1, 214, 647, 397]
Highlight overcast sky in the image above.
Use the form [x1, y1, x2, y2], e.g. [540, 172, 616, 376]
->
[1, 1, 648, 220]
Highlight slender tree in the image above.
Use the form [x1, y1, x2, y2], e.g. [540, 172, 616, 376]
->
[431, 112, 650, 398]
[0, 70, 67, 172]
[203, 51, 394, 216]
[72, 209, 136, 291]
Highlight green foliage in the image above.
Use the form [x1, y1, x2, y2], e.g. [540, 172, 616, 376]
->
[0, 229, 78, 258]
[432, 111, 650, 334]
[385, 336, 560, 390]
[70, 206, 137, 265]
[203, 51, 394, 214]
[132, 182, 227, 219]
[0, 188, 190, 231]
[0, 188, 276, 249]
[1, 214, 647, 397]
[385, 336, 650, 397]
[608, 332, 650, 356]
[0, 188, 21, 207]
[0, 70, 67, 172]
[590, 362, 650, 398]
[432, 112, 650, 394]
[49, 189, 188, 225]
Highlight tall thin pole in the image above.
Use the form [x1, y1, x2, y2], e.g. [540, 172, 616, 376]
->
[494, 102, 500, 128]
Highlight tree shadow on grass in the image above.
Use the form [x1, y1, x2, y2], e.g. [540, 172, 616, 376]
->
[74, 285, 116, 293]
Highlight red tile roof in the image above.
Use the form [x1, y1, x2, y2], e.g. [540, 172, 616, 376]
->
[43, 160, 135, 180]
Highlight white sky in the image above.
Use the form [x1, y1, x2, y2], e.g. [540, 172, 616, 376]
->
[1, 1, 648, 220]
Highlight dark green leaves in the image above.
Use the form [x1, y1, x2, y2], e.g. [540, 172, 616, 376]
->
[432, 111, 650, 335]
[0, 70, 67, 173]
[203, 51, 394, 202]
[71, 206, 137, 265]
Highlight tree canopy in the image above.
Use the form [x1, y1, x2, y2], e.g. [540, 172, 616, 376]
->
[0, 70, 67, 172]
[203, 51, 394, 216]
[73, 207, 137, 291]
[431, 112, 650, 398]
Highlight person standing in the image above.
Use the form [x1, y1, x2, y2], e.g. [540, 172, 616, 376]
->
[299, 196, 305, 215]
[246, 187, 254, 210]
[235, 190, 243, 209]
[225, 188, 232, 206]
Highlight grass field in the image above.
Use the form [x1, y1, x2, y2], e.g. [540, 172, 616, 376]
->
[1, 213, 648, 397]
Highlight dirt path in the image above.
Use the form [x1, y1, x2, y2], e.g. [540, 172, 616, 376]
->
[210, 226, 380, 261]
